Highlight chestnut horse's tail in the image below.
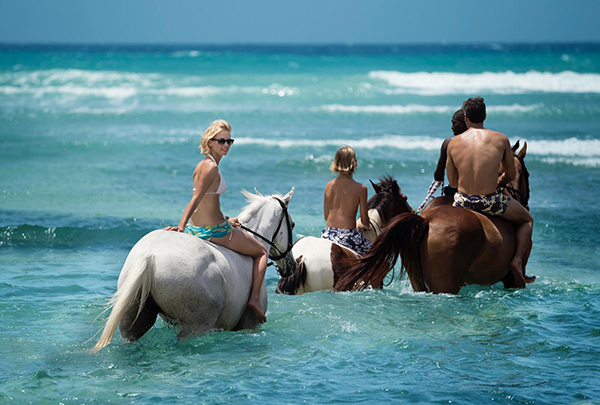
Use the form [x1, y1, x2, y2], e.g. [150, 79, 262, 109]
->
[333, 213, 428, 291]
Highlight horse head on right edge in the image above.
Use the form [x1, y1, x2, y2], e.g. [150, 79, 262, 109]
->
[334, 142, 532, 294]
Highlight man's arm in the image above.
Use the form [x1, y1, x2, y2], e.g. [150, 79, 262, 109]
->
[498, 136, 516, 186]
[446, 141, 459, 188]
[433, 138, 452, 182]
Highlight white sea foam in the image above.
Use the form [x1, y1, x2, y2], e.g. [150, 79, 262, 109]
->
[0, 85, 137, 98]
[237, 135, 457, 151]
[321, 104, 542, 114]
[527, 137, 600, 157]
[172, 50, 202, 58]
[369, 70, 600, 95]
[237, 135, 600, 158]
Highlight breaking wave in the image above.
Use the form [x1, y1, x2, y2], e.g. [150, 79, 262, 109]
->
[369, 70, 600, 95]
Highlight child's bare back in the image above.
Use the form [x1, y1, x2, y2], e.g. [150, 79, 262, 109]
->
[324, 176, 368, 229]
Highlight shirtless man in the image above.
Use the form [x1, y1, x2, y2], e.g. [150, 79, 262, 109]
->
[446, 97, 533, 288]
[416, 109, 467, 213]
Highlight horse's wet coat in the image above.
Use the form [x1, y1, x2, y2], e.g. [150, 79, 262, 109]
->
[93, 189, 295, 352]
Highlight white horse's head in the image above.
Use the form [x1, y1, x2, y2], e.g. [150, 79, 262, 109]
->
[239, 187, 296, 278]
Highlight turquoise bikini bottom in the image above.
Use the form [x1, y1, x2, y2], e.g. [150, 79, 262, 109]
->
[185, 220, 233, 240]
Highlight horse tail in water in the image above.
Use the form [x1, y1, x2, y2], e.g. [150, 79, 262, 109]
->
[92, 254, 156, 353]
[276, 255, 307, 295]
[333, 213, 428, 291]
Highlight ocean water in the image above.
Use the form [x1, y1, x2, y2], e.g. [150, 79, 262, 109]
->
[1, 43, 599, 404]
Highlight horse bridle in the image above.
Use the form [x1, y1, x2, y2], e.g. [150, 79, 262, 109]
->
[503, 155, 529, 211]
[239, 197, 294, 276]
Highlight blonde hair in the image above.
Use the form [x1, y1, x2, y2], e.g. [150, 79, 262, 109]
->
[199, 119, 232, 154]
[330, 146, 358, 175]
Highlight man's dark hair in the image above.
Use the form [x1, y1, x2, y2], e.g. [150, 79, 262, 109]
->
[462, 97, 486, 124]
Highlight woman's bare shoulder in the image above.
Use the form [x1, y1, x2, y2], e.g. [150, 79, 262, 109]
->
[194, 158, 218, 178]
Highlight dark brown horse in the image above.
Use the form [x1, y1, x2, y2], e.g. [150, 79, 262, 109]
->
[334, 142, 532, 294]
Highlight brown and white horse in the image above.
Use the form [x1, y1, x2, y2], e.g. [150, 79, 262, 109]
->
[334, 142, 532, 294]
[276, 176, 413, 295]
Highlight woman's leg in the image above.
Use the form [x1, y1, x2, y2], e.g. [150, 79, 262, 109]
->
[212, 228, 268, 323]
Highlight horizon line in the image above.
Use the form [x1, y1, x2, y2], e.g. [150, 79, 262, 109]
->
[2, 40, 600, 47]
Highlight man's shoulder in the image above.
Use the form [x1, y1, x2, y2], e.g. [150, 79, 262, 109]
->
[447, 134, 463, 150]
[483, 128, 508, 140]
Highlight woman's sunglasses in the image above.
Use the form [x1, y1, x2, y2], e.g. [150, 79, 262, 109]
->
[212, 138, 235, 145]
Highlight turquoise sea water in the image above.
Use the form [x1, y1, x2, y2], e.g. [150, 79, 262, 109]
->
[1, 44, 599, 404]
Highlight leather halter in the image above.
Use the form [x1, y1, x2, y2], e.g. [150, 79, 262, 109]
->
[240, 197, 294, 276]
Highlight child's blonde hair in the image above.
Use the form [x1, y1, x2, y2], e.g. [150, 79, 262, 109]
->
[199, 119, 232, 154]
[330, 146, 358, 175]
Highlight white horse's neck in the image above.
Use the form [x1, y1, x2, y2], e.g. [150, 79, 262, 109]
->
[243, 202, 278, 245]
[361, 208, 384, 243]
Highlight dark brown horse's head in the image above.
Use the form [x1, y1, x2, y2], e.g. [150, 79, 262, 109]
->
[368, 175, 414, 223]
[507, 141, 530, 210]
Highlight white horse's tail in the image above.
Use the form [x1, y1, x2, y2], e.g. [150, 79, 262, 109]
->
[92, 254, 156, 353]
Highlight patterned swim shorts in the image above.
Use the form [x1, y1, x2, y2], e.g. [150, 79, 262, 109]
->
[185, 220, 233, 240]
[321, 226, 372, 256]
[453, 190, 509, 216]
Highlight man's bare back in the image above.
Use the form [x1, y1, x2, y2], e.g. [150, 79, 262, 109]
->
[446, 128, 515, 195]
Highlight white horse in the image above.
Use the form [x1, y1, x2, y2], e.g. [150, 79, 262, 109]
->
[93, 188, 295, 352]
[276, 176, 412, 295]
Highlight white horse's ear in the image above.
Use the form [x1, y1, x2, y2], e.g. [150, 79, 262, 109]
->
[283, 187, 295, 205]
[254, 187, 263, 196]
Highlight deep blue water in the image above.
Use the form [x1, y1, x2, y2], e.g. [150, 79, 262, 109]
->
[1, 43, 599, 404]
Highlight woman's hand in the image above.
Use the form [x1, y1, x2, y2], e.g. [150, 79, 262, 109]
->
[227, 217, 241, 228]
[163, 226, 184, 232]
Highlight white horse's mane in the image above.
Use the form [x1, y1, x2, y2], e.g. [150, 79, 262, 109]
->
[237, 189, 283, 223]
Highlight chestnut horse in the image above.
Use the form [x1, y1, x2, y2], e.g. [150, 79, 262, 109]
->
[276, 176, 413, 295]
[334, 142, 532, 294]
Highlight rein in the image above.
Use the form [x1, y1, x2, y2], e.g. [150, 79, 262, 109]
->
[239, 197, 293, 276]
[503, 155, 530, 210]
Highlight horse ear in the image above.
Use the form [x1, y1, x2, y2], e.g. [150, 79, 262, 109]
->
[518, 142, 527, 159]
[511, 140, 520, 153]
[254, 187, 263, 196]
[283, 187, 295, 205]
[370, 180, 382, 194]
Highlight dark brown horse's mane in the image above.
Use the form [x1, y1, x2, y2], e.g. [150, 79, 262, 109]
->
[367, 175, 412, 223]
[515, 155, 531, 210]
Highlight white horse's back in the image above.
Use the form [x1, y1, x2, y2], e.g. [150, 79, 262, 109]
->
[140, 230, 260, 332]
[278, 236, 358, 295]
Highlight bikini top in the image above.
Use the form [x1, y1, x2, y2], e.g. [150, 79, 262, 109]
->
[193, 154, 227, 196]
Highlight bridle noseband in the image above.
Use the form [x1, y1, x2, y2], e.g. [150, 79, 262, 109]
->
[239, 197, 294, 276]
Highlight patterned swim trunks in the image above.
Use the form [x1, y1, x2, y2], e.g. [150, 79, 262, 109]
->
[321, 226, 372, 256]
[185, 220, 233, 240]
[453, 190, 509, 216]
